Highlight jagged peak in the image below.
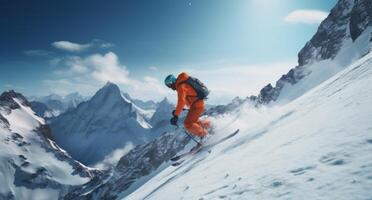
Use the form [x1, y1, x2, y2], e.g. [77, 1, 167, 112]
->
[1, 90, 27, 99]
[103, 81, 117, 88]
[89, 82, 133, 108]
[156, 97, 173, 110]
[0, 90, 31, 108]
[159, 97, 171, 104]
[97, 82, 120, 94]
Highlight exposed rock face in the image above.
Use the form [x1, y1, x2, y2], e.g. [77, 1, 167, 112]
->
[0, 90, 30, 112]
[349, 0, 372, 41]
[256, 0, 372, 105]
[64, 132, 190, 200]
[30, 101, 51, 118]
[298, 0, 355, 66]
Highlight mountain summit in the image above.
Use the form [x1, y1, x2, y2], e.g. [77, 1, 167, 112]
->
[50, 82, 153, 165]
[257, 0, 372, 105]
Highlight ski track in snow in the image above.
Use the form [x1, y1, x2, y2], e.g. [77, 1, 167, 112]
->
[124, 53, 372, 200]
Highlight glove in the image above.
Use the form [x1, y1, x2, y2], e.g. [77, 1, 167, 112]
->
[172, 110, 176, 117]
[170, 116, 178, 126]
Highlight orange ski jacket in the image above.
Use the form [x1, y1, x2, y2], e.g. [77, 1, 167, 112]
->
[174, 72, 204, 117]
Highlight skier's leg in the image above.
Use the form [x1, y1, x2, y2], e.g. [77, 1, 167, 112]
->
[184, 106, 207, 137]
[199, 119, 212, 130]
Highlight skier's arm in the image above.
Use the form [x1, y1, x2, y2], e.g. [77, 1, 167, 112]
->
[175, 85, 186, 116]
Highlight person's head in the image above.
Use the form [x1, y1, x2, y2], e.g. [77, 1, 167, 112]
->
[164, 74, 177, 90]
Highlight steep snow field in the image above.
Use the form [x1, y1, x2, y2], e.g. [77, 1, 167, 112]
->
[0, 96, 91, 200]
[125, 52, 372, 200]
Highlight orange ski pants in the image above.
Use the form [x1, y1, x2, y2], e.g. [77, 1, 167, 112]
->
[184, 100, 211, 137]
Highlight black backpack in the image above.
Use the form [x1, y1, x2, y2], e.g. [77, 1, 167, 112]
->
[180, 76, 210, 99]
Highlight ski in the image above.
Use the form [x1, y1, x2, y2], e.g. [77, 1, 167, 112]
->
[171, 129, 239, 166]
[170, 142, 203, 162]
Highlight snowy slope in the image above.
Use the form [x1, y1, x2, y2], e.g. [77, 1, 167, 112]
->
[0, 91, 98, 200]
[125, 52, 372, 200]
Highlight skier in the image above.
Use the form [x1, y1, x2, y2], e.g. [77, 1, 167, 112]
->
[164, 72, 211, 139]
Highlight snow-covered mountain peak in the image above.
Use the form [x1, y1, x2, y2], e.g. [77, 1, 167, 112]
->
[0, 90, 30, 111]
[50, 82, 154, 165]
[91, 81, 122, 103]
[88, 83, 152, 126]
[0, 90, 99, 200]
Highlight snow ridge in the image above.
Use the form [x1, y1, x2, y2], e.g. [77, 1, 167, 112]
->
[0, 90, 99, 200]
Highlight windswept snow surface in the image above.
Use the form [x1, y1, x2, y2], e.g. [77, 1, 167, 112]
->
[125, 53, 372, 200]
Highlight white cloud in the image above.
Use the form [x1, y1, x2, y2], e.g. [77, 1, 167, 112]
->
[183, 61, 297, 104]
[89, 52, 131, 84]
[51, 39, 114, 52]
[284, 9, 328, 24]
[93, 142, 134, 170]
[128, 76, 171, 100]
[52, 41, 91, 52]
[51, 52, 130, 83]
[44, 50, 295, 104]
[45, 52, 169, 101]
[43, 79, 97, 96]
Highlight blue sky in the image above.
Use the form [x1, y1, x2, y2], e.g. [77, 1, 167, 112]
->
[0, 0, 338, 104]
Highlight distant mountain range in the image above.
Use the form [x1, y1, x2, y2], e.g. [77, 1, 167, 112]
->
[29, 92, 87, 118]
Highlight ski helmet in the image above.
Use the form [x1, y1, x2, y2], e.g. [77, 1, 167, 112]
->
[164, 74, 176, 88]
